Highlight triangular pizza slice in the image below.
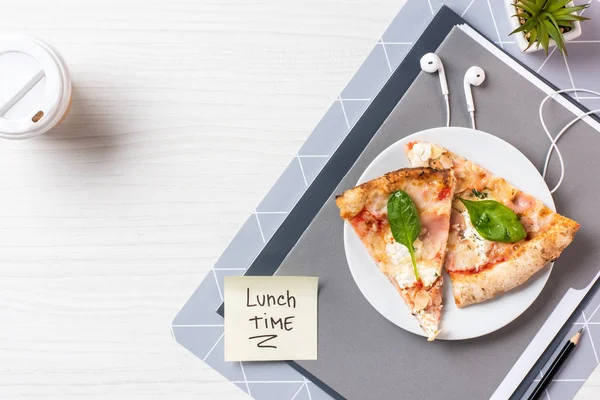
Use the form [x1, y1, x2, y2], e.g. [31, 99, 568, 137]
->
[405, 141, 580, 308]
[335, 167, 456, 340]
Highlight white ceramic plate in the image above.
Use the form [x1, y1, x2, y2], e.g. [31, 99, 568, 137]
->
[344, 127, 555, 340]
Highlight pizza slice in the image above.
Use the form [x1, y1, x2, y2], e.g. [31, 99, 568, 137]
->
[405, 141, 580, 308]
[335, 167, 456, 340]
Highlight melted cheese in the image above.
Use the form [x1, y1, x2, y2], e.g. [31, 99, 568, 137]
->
[461, 210, 492, 265]
[393, 268, 419, 289]
[419, 262, 439, 287]
[385, 240, 410, 264]
[385, 234, 440, 288]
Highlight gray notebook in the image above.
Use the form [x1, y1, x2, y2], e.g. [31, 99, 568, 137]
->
[274, 26, 600, 400]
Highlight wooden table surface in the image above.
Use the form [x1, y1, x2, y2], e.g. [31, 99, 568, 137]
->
[1, 1, 598, 398]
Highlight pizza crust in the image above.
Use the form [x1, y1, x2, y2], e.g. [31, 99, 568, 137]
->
[450, 214, 579, 307]
[335, 167, 454, 219]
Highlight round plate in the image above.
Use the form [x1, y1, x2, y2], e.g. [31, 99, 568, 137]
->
[344, 127, 555, 340]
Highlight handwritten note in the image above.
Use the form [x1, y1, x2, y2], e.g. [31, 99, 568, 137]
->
[224, 276, 318, 362]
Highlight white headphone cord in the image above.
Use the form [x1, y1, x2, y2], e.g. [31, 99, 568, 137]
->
[470, 112, 476, 130]
[444, 95, 450, 127]
[539, 88, 600, 193]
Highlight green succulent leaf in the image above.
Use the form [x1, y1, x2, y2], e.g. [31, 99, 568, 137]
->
[539, 11, 552, 23]
[555, 5, 589, 15]
[510, 16, 539, 35]
[544, 19, 566, 54]
[557, 21, 574, 28]
[520, 0, 542, 13]
[514, 1, 536, 15]
[525, 27, 539, 51]
[545, 12, 562, 32]
[546, 0, 573, 13]
[539, 22, 550, 55]
[554, 14, 589, 21]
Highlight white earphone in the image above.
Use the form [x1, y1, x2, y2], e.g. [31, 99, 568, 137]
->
[420, 53, 450, 127]
[419, 56, 600, 196]
[464, 66, 486, 129]
[421, 53, 486, 129]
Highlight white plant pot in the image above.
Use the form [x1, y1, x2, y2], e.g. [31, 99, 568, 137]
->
[505, 0, 582, 53]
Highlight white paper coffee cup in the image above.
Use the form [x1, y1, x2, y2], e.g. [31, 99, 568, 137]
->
[0, 35, 72, 139]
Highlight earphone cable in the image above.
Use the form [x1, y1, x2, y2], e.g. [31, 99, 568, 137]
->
[539, 88, 600, 193]
[445, 95, 450, 127]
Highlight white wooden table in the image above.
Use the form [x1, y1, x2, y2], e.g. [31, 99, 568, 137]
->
[1, 1, 598, 399]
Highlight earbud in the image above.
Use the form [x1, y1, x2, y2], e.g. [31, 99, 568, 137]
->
[420, 53, 448, 96]
[420, 53, 450, 126]
[464, 66, 485, 112]
[464, 66, 486, 129]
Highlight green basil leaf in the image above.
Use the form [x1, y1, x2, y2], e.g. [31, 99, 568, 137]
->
[459, 198, 527, 243]
[387, 190, 421, 280]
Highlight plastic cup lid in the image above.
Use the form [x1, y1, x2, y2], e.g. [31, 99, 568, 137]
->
[0, 35, 71, 139]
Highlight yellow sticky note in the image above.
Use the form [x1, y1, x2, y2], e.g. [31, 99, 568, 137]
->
[224, 276, 318, 362]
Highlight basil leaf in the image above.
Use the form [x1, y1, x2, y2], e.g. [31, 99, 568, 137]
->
[459, 198, 527, 243]
[387, 190, 421, 280]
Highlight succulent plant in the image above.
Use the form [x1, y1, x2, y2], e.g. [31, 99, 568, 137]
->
[509, 0, 589, 55]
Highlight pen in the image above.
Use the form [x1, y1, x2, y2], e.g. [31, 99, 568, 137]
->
[528, 328, 583, 400]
